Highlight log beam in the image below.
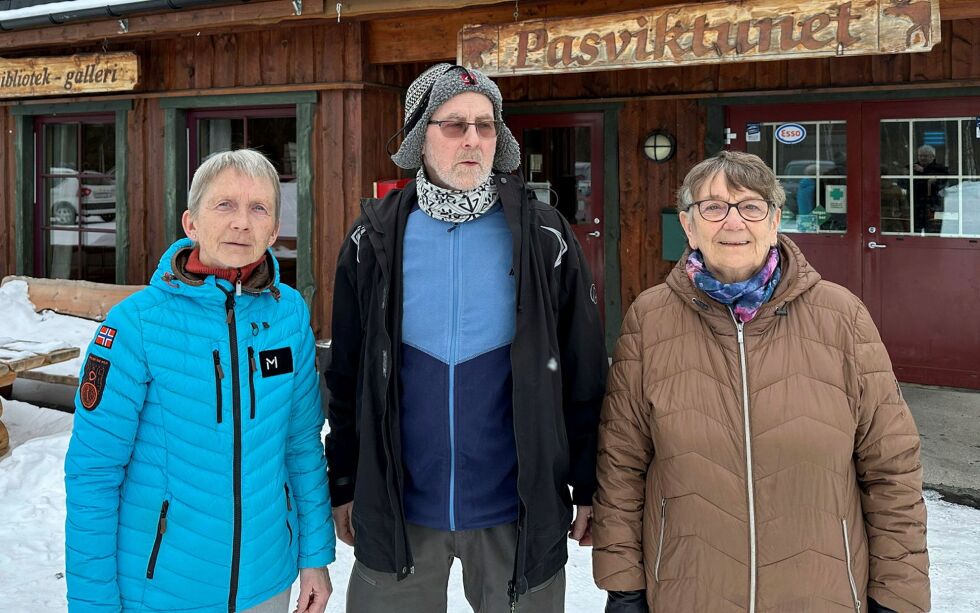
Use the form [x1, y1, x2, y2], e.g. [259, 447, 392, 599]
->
[1, 276, 142, 322]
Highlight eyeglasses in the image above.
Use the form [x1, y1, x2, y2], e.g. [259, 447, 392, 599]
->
[427, 119, 500, 139]
[690, 199, 773, 222]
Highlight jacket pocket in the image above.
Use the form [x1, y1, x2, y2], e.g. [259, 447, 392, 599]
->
[841, 518, 861, 613]
[212, 350, 223, 424]
[655, 497, 667, 583]
[146, 500, 170, 579]
[248, 347, 257, 419]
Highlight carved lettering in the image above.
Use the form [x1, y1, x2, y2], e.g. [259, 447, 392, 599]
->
[801, 13, 833, 49]
[547, 35, 577, 66]
[515, 28, 547, 68]
[579, 32, 602, 64]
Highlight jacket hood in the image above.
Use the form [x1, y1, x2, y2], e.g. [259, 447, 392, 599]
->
[665, 234, 822, 335]
[151, 238, 280, 301]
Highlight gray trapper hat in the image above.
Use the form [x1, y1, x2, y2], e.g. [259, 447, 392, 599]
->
[391, 63, 521, 173]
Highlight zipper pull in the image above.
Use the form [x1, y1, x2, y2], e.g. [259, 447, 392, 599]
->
[158, 500, 170, 534]
[235, 268, 242, 296]
[447, 222, 460, 233]
[213, 351, 224, 379]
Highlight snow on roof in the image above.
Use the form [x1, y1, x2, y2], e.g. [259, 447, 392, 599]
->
[0, 0, 148, 20]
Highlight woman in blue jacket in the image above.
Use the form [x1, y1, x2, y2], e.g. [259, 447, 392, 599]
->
[65, 149, 335, 612]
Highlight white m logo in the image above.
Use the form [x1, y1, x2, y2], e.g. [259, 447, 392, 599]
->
[265, 356, 278, 370]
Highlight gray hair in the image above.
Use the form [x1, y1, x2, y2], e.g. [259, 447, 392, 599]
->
[917, 144, 936, 157]
[187, 149, 282, 225]
[677, 150, 785, 213]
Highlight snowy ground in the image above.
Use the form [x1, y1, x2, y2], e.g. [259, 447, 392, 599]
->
[1, 281, 978, 611]
[1, 400, 978, 611]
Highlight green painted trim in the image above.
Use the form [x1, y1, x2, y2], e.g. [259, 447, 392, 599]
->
[9, 100, 133, 116]
[601, 107, 622, 354]
[163, 108, 188, 245]
[296, 102, 316, 307]
[159, 92, 317, 109]
[13, 116, 34, 275]
[114, 109, 129, 284]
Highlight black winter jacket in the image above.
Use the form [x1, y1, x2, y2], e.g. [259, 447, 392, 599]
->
[324, 174, 607, 599]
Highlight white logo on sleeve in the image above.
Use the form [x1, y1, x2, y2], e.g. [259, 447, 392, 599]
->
[539, 226, 567, 268]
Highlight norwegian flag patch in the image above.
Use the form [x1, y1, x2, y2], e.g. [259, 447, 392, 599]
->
[95, 325, 117, 349]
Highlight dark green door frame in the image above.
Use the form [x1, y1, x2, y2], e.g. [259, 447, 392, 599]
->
[11, 100, 132, 283]
[161, 92, 318, 305]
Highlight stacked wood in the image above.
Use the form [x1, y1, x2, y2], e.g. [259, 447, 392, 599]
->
[1, 276, 143, 322]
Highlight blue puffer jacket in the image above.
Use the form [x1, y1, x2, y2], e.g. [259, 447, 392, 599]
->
[65, 239, 335, 612]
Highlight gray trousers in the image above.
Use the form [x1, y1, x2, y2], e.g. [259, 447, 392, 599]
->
[346, 522, 565, 613]
[241, 587, 290, 613]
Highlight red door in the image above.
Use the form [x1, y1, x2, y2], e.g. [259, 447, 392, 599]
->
[728, 99, 980, 389]
[505, 112, 605, 319]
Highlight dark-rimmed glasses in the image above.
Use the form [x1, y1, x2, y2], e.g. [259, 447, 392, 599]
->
[427, 119, 501, 139]
[690, 199, 773, 222]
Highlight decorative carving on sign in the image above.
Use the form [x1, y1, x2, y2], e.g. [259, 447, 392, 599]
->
[458, 0, 941, 76]
[0, 52, 139, 99]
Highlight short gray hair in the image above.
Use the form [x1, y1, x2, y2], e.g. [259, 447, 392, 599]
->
[917, 144, 936, 157]
[188, 149, 282, 225]
[677, 150, 785, 213]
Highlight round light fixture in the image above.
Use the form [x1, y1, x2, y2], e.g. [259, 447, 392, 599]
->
[643, 130, 676, 162]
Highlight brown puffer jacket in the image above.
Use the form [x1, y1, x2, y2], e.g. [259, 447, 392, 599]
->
[593, 235, 929, 612]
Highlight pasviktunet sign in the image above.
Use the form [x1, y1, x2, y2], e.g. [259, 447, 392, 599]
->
[0, 52, 138, 99]
[458, 0, 940, 76]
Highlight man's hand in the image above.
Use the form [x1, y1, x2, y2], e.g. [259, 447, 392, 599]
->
[332, 502, 355, 546]
[569, 505, 593, 546]
[293, 566, 332, 613]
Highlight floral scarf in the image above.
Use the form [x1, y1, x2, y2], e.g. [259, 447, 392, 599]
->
[415, 167, 498, 223]
[686, 247, 782, 323]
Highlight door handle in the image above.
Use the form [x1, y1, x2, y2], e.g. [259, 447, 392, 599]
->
[868, 241, 887, 249]
[587, 231, 601, 237]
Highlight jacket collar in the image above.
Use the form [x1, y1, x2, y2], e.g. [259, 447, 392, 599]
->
[152, 238, 280, 300]
[666, 234, 822, 336]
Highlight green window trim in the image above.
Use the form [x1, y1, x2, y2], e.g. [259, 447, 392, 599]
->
[163, 91, 318, 307]
[12, 100, 132, 284]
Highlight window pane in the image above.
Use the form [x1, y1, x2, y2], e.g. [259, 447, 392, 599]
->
[44, 123, 78, 173]
[881, 121, 910, 175]
[198, 118, 244, 163]
[880, 177, 911, 233]
[81, 123, 115, 174]
[46, 177, 80, 227]
[913, 120, 957, 175]
[247, 117, 297, 175]
[745, 124, 774, 167]
[770, 120, 847, 234]
[519, 126, 592, 225]
[962, 121, 980, 176]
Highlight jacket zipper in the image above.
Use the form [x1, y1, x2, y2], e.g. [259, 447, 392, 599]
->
[285, 483, 294, 546]
[655, 497, 667, 583]
[146, 500, 170, 578]
[247, 347, 257, 420]
[448, 223, 460, 531]
[213, 350, 223, 424]
[732, 311, 758, 613]
[224, 291, 243, 613]
[842, 519, 862, 613]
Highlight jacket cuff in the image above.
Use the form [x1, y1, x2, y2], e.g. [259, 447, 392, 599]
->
[299, 547, 336, 569]
[328, 477, 355, 507]
[867, 597, 898, 613]
[606, 590, 649, 613]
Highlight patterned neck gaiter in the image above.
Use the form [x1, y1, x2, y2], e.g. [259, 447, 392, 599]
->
[686, 247, 782, 323]
[415, 167, 498, 224]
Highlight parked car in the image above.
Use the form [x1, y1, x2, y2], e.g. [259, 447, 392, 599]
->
[49, 167, 116, 225]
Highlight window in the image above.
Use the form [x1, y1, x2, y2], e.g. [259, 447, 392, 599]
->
[880, 117, 980, 237]
[746, 121, 848, 234]
[36, 116, 116, 282]
[188, 107, 298, 287]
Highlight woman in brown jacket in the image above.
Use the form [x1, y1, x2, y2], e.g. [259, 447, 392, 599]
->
[592, 151, 929, 613]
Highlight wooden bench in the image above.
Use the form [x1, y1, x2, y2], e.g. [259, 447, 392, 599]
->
[0, 276, 141, 455]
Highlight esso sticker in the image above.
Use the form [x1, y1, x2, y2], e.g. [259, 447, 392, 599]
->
[775, 123, 807, 144]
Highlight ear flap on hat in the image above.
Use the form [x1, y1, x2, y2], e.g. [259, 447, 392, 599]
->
[386, 64, 475, 156]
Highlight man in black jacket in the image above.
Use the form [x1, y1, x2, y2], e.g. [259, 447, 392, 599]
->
[324, 63, 607, 612]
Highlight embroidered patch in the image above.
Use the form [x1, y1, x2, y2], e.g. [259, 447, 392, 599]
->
[80, 355, 110, 411]
[95, 325, 117, 349]
[590, 283, 598, 305]
[259, 347, 293, 378]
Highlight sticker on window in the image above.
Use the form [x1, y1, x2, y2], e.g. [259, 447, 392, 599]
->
[775, 124, 806, 145]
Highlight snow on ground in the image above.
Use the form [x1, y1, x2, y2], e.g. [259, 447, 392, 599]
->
[0, 280, 99, 378]
[0, 400, 977, 612]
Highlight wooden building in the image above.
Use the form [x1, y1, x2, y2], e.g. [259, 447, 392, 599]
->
[1, 0, 978, 388]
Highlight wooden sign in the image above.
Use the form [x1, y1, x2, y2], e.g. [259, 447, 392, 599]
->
[0, 52, 138, 99]
[459, 0, 940, 76]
